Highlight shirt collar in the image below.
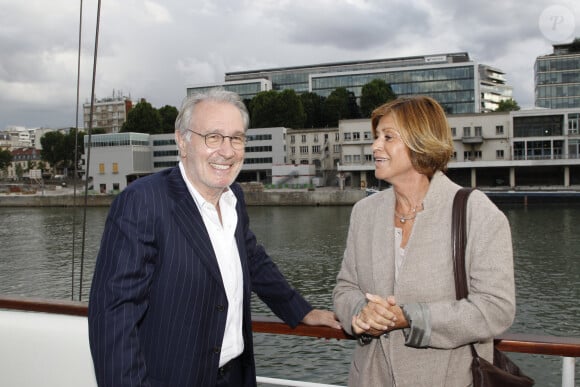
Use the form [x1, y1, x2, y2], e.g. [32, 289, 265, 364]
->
[178, 161, 236, 211]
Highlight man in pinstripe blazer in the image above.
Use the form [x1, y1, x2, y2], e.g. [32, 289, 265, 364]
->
[88, 89, 341, 387]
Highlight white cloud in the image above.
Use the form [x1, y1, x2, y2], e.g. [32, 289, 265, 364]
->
[0, 0, 579, 129]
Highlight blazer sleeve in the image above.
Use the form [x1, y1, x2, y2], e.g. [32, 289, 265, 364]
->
[88, 188, 158, 386]
[428, 190, 516, 348]
[233, 185, 312, 327]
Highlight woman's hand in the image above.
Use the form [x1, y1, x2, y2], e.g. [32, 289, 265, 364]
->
[352, 293, 399, 336]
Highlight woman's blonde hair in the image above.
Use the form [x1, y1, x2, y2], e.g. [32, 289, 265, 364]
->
[371, 96, 454, 177]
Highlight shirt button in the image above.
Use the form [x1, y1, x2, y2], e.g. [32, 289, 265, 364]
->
[213, 346, 221, 354]
[216, 304, 225, 312]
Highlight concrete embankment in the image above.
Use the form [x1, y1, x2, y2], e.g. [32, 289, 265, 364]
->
[2, 189, 579, 207]
[0, 189, 367, 207]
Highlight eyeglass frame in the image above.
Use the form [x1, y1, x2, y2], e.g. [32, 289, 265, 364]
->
[187, 129, 246, 150]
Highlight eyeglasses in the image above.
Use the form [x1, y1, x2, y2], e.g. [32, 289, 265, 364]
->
[187, 129, 246, 150]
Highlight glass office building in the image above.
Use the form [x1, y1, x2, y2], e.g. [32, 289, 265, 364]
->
[187, 52, 512, 114]
[535, 39, 580, 109]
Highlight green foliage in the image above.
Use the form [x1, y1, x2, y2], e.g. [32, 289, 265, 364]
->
[495, 98, 520, 112]
[300, 92, 325, 128]
[159, 105, 179, 133]
[323, 88, 359, 127]
[249, 90, 306, 128]
[40, 131, 67, 171]
[250, 90, 279, 128]
[360, 79, 397, 117]
[0, 148, 12, 170]
[277, 89, 306, 128]
[121, 100, 163, 134]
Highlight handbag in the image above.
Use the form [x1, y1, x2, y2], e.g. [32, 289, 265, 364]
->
[452, 188, 534, 387]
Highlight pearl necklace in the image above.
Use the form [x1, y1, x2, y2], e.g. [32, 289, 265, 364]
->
[395, 202, 423, 223]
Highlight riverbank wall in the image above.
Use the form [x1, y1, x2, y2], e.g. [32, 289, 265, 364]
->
[1, 189, 580, 207]
[0, 189, 368, 207]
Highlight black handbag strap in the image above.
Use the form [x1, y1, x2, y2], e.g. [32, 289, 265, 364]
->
[451, 187, 477, 356]
[452, 187, 474, 301]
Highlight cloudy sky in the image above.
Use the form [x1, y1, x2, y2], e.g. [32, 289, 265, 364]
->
[0, 0, 578, 130]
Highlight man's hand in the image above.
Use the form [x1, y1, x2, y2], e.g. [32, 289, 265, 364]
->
[301, 309, 342, 330]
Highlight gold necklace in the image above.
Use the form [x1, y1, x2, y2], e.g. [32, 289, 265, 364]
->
[395, 202, 423, 223]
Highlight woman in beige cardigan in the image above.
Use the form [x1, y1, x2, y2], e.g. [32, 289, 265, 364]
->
[333, 96, 515, 386]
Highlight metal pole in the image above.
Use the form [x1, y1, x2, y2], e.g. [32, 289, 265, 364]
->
[561, 357, 575, 387]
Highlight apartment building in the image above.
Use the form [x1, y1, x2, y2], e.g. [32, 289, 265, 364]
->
[535, 38, 580, 109]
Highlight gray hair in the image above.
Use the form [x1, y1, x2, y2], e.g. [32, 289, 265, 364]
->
[175, 88, 250, 137]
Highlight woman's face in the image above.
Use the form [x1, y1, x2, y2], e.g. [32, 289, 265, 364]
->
[372, 114, 415, 184]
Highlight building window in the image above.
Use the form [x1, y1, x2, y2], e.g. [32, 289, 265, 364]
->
[451, 151, 457, 160]
[463, 127, 471, 137]
[451, 127, 456, 137]
[353, 154, 361, 163]
[313, 134, 319, 143]
[364, 131, 372, 140]
[496, 150, 504, 159]
[344, 132, 352, 141]
[365, 154, 372, 162]
[333, 144, 341, 153]
[290, 135, 295, 144]
[335, 133, 340, 141]
[112, 162, 118, 174]
[474, 126, 482, 137]
[568, 113, 579, 134]
[300, 146, 308, 154]
[353, 132, 360, 141]
[496, 125, 504, 135]
[301, 135, 307, 143]
[99, 163, 105, 174]
[291, 146, 295, 155]
[312, 145, 321, 154]
[344, 155, 352, 163]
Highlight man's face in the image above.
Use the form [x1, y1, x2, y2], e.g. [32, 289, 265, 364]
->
[176, 100, 245, 201]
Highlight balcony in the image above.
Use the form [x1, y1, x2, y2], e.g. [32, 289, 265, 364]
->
[461, 136, 483, 145]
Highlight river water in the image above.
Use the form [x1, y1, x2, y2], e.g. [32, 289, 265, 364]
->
[0, 203, 578, 386]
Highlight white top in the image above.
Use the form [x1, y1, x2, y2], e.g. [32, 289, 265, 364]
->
[394, 227, 405, 282]
[179, 162, 244, 366]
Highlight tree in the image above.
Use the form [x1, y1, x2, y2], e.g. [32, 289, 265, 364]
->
[300, 92, 325, 128]
[495, 98, 520, 112]
[323, 88, 354, 127]
[40, 131, 67, 174]
[360, 79, 397, 117]
[159, 105, 179, 133]
[250, 90, 280, 128]
[277, 89, 306, 128]
[0, 148, 12, 171]
[121, 100, 162, 134]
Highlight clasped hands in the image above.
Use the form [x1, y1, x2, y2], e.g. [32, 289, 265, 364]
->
[352, 293, 408, 337]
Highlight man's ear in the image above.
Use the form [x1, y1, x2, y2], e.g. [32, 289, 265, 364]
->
[175, 131, 187, 157]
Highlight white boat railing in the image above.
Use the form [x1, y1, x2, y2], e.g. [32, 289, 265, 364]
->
[1, 296, 578, 387]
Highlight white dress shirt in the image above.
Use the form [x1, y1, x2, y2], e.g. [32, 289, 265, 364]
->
[179, 162, 244, 367]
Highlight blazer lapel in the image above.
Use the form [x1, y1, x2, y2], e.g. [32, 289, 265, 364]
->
[371, 192, 396, 297]
[166, 167, 225, 287]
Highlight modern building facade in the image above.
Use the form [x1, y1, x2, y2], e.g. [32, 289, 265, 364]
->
[83, 107, 580, 193]
[187, 53, 513, 114]
[535, 38, 580, 109]
[83, 127, 287, 193]
[338, 108, 580, 189]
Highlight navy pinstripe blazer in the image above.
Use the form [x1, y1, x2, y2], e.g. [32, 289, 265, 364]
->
[88, 166, 312, 386]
